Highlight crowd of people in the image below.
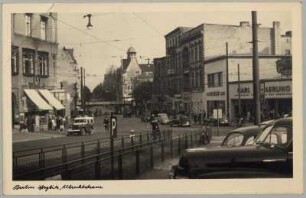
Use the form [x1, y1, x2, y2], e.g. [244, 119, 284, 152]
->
[192, 110, 207, 125]
[48, 115, 66, 132]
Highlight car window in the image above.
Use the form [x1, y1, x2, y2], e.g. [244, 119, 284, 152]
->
[263, 126, 288, 145]
[245, 136, 255, 145]
[223, 133, 244, 147]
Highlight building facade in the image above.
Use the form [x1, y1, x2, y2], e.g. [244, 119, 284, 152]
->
[121, 47, 153, 102]
[153, 20, 292, 120]
[11, 13, 62, 131]
[53, 47, 80, 120]
[204, 55, 292, 121]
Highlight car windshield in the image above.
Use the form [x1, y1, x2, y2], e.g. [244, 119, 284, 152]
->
[74, 119, 86, 123]
[222, 133, 244, 147]
[256, 125, 273, 143]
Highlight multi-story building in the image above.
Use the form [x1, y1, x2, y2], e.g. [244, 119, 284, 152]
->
[53, 47, 80, 120]
[153, 20, 292, 119]
[11, 13, 62, 131]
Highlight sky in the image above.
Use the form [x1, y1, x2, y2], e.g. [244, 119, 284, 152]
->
[57, 11, 292, 90]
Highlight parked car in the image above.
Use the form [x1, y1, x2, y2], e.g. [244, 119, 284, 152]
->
[67, 116, 94, 136]
[170, 117, 292, 179]
[205, 117, 230, 126]
[157, 113, 170, 125]
[170, 115, 191, 127]
[221, 126, 262, 147]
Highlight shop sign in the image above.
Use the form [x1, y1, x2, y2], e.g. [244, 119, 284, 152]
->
[231, 81, 292, 99]
[206, 91, 225, 97]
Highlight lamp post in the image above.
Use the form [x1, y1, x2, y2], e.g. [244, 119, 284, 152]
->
[83, 14, 93, 30]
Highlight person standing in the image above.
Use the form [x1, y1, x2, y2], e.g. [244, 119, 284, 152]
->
[198, 111, 202, 125]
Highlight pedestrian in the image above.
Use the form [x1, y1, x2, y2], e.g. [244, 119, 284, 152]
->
[51, 116, 56, 130]
[103, 116, 109, 131]
[20, 117, 28, 133]
[193, 113, 197, 124]
[247, 111, 251, 122]
[150, 116, 160, 140]
[198, 111, 202, 125]
[59, 116, 64, 132]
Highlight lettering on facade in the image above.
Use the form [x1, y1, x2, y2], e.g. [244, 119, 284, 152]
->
[234, 84, 291, 98]
[237, 87, 250, 94]
[206, 91, 225, 97]
[264, 85, 290, 93]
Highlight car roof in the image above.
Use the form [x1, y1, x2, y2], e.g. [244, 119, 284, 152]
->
[274, 117, 292, 127]
[229, 126, 261, 136]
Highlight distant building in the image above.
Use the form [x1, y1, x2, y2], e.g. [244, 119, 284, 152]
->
[11, 13, 63, 131]
[121, 47, 153, 102]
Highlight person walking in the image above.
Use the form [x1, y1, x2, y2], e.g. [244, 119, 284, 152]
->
[103, 116, 109, 131]
[198, 111, 202, 125]
[150, 115, 160, 140]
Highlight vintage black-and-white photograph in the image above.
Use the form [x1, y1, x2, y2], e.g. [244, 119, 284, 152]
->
[2, 2, 303, 195]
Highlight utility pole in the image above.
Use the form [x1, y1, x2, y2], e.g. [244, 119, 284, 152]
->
[237, 64, 241, 117]
[80, 67, 83, 114]
[83, 68, 86, 113]
[252, 11, 261, 125]
[225, 42, 230, 120]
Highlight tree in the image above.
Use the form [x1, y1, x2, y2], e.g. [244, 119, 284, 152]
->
[132, 81, 153, 105]
[83, 86, 92, 102]
[92, 65, 121, 101]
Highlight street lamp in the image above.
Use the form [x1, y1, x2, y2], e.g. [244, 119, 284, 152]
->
[83, 14, 93, 30]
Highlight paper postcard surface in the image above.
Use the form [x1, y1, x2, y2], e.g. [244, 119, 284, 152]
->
[2, 2, 303, 195]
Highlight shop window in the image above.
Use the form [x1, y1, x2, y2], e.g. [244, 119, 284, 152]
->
[38, 52, 49, 77]
[22, 48, 35, 76]
[208, 72, 223, 88]
[11, 46, 19, 75]
[25, 13, 32, 36]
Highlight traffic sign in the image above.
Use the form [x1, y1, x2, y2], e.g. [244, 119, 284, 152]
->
[110, 115, 117, 138]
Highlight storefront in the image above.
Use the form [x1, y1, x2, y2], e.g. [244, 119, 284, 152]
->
[229, 79, 292, 122]
[206, 90, 226, 119]
[23, 89, 53, 132]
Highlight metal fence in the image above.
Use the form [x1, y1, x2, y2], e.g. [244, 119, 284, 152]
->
[14, 130, 203, 180]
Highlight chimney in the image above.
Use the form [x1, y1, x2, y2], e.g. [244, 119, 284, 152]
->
[240, 21, 250, 27]
[272, 21, 281, 55]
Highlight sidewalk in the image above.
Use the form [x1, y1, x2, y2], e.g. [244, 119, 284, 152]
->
[13, 128, 66, 143]
[136, 136, 225, 179]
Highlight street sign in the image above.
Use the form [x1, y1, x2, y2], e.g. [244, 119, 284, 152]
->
[110, 115, 117, 138]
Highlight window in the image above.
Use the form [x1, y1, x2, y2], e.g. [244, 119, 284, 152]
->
[22, 48, 35, 76]
[207, 72, 223, 87]
[25, 14, 32, 36]
[223, 133, 244, 147]
[245, 136, 255, 145]
[11, 46, 19, 75]
[40, 16, 48, 40]
[285, 50, 291, 55]
[38, 52, 49, 77]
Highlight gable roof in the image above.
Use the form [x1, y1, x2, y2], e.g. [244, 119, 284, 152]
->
[139, 64, 153, 73]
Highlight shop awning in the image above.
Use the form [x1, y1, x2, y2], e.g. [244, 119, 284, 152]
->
[38, 89, 65, 110]
[24, 89, 53, 111]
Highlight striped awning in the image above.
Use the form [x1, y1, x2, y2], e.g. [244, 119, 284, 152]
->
[38, 89, 65, 110]
[24, 89, 53, 111]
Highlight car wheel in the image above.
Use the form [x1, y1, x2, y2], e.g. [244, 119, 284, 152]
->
[81, 128, 86, 136]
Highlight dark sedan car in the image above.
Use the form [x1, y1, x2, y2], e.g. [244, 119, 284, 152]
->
[170, 115, 191, 127]
[170, 117, 292, 179]
[221, 126, 262, 147]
